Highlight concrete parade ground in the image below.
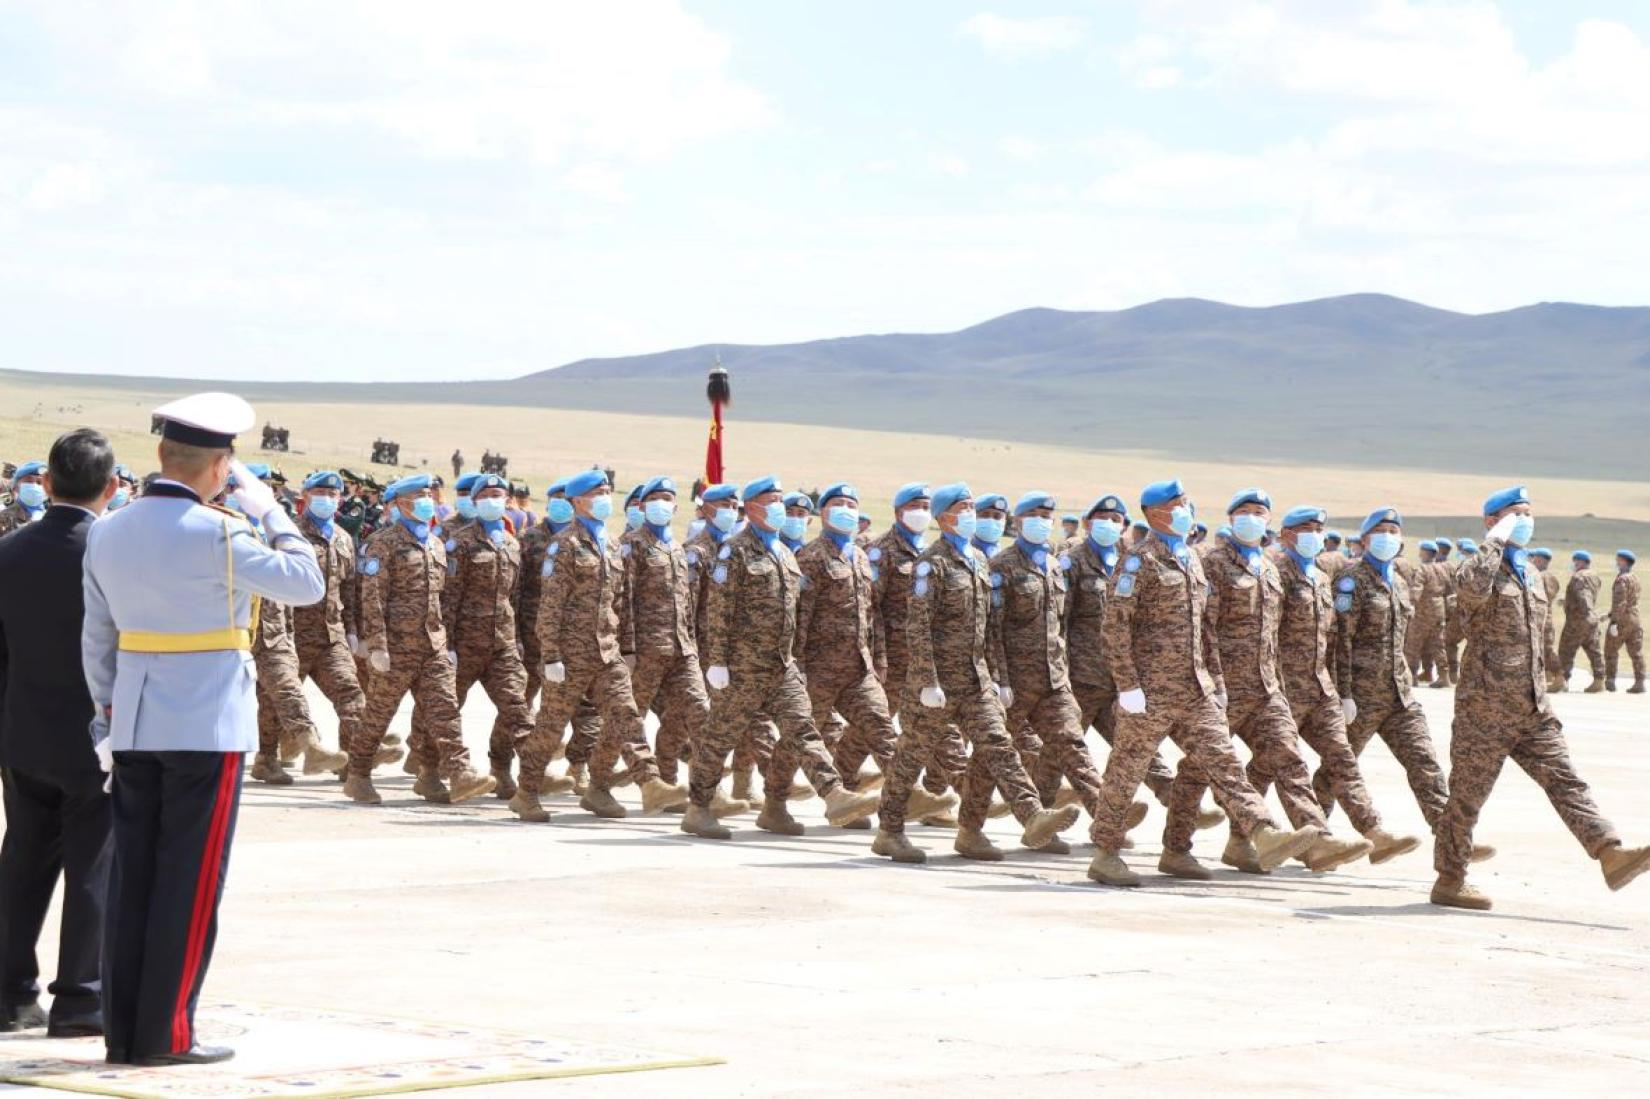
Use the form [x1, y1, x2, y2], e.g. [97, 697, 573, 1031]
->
[3, 679, 1648, 1098]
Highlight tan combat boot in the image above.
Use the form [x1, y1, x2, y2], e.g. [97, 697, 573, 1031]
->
[1126, 800, 1151, 830]
[490, 764, 517, 800]
[1600, 843, 1650, 891]
[299, 731, 347, 775]
[1630, 680, 1647, 695]
[373, 742, 404, 767]
[1086, 850, 1141, 887]
[1430, 878, 1492, 910]
[872, 830, 927, 864]
[542, 767, 577, 794]
[822, 787, 880, 827]
[640, 778, 689, 814]
[1585, 678, 1606, 693]
[509, 788, 550, 823]
[1031, 837, 1072, 855]
[986, 798, 1013, 819]
[1364, 827, 1422, 865]
[787, 781, 814, 802]
[1053, 785, 1082, 811]
[1303, 834, 1374, 872]
[710, 788, 751, 818]
[342, 773, 381, 805]
[413, 767, 450, 803]
[1470, 842, 1497, 863]
[1021, 806, 1080, 850]
[1194, 805, 1226, 831]
[1158, 851, 1212, 880]
[680, 804, 732, 840]
[730, 769, 753, 803]
[569, 762, 591, 795]
[840, 817, 871, 830]
[756, 801, 805, 836]
[579, 786, 627, 818]
[446, 768, 497, 804]
[278, 730, 304, 763]
[1550, 674, 1569, 693]
[919, 811, 960, 828]
[1221, 833, 1266, 874]
[907, 786, 960, 821]
[954, 828, 1005, 861]
[1250, 823, 1322, 871]
[250, 755, 292, 786]
[853, 767, 885, 793]
[402, 751, 421, 776]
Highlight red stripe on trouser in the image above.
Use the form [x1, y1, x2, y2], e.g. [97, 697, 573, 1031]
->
[171, 754, 240, 1053]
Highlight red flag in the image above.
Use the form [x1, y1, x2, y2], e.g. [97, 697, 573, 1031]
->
[704, 400, 724, 484]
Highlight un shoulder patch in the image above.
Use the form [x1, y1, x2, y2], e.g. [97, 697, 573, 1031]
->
[868, 547, 882, 562]
[1337, 576, 1355, 593]
[362, 558, 381, 576]
[548, 543, 560, 556]
[1117, 574, 1136, 597]
[915, 578, 929, 596]
[916, 561, 931, 577]
[713, 565, 728, 584]
[1124, 556, 1141, 573]
[718, 546, 732, 560]
[990, 572, 1003, 589]
[1335, 593, 1353, 612]
[1058, 553, 1071, 571]
[445, 538, 457, 553]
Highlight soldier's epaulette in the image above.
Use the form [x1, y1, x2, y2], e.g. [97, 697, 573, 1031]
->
[204, 501, 244, 521]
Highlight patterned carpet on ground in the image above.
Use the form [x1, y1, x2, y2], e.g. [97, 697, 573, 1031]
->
[0, 1002, 721, 1097]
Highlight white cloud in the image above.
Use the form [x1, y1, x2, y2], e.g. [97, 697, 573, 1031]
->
[959, 13, 1086, 59]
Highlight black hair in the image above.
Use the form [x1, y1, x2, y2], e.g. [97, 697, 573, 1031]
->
[48, 428, 115, 504]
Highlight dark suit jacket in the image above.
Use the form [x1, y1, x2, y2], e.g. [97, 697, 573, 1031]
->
[0, 505, 101, 780]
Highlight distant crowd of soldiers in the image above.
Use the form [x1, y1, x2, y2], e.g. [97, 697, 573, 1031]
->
[2, 454, 1647, 909]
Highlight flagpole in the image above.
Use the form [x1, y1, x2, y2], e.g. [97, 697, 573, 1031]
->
[705, 356, 729, 485]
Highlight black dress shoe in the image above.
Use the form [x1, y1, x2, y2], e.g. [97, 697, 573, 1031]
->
[133, 1044, 235, 1066]
[0, 1002, 48, 1031]
[47, 1016, 104, 1039]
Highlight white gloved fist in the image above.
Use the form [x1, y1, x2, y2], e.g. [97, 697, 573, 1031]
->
[369, 649, 391, 674]
[1118, 688, 1147, 715]
[228, 459, 279, 521]
[920, 685, 947, 709]
[997, 684, 1014, 709]
[446, 649, 459, 667]
[94, 738, 114, 774]
[1610, 623, 1620, 637]
[347, 632, 361, 656]
[706, 665, 730, 690]
[1487, 513, 1520, 545]
[544, 661, 567, 684]
[1342, 697, 1358, 724]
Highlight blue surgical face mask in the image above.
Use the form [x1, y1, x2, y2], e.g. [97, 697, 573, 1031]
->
[1294, 531, 1325, 558]
[644, 500, 676, 527]
[476, 496, 508, 523]
[782, 515, 807, 541]
[974, 516, 1005, 544]
[456, 496, 477, 520]
[109, 488, 131, 511]
[954, 510, 977, 540]
[1169, 505, 1194, 537]
[1507, 515, 1535, 547]
[1020, 516, 1053, 545]
[1231, 513, 1268, 545]
[17, 483, 46, 509]
[1089, 518, 1122, 546]
[307, 495, 338, 521]
[1367, 532, 1401, 561]
[826, 505, 858, 534]
[410, 497, 437, 523]
[712, 507, 738, 533]
[588, 495, 613, 523]
[547, 497, 575, 524]
[626, 505, 645, 531]
[762, 500, 786, 530]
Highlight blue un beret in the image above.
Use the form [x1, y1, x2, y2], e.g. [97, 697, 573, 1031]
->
[625, 484, 644, 506]
[1014, 490, 1056, 517]
[893, 482, 931, 509]
[454, 472, 482, 494]
[931, 482, 972, 515]
[975, 492, 1008, 513]
[1360, 507, 1402, 538]
[1140, 478, 1185, 508]
[1226, 487, 1272, 515]
[1483, 485, 1530, 517]
[1619, 549, 1637, 564]
[1325, 530, 1343, 542]
[820, 482, 859, 505]
[14, 461, 45, 479]
[1085, 494, 1128, 521]
[1281, 505, 1326, 529]
[472, 473, 508, 494]
[565, 469, 608, 497]
[1573, 549, 1592, 563]
[641, 476, 677, 500]
[546, 475, 571, 499]
[304, 470, 344, 492]
[1459, 538, 1479, 553]
[743, 474, 781, 500]
[244, 462, 272, 480]
[1528, 547, 1552, 560]
[385, 472, 433, 502]
[1420, 540, 1438, 552]
[702, 483, 740, 505]
[1434, 538, 1454, 550]
[114, 463, 135, 481]
[783, 491, 815, 512]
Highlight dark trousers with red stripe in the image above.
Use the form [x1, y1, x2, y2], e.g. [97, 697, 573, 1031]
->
[103, 751, 242, 1061]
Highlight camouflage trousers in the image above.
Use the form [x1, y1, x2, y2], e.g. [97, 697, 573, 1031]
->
[353, 650, 474, 779]
[1558, 621, 1604, 679]
[253, 646, 315, 757]
[692, 663, 842, 809]
[1091, 693, 1275, 852]
[1605, 623, 1645, 683]
[1005, 683, 1103, 821]
[878, 683, 1040, 834]
[297, 638, 364, 757]
[804, 669, 898, 787]
[519, 659, 656, 794]
[454, 642, 533, 771]
[1164, 692, 1328, 855]
[521, 632, 544, 710]
[1435, 704, 1619, 884]
[631, 650, 710, 785]
[1069, 677, 1175, 806]
[1542, 615, 1562, 677]
[1443, 611, 1465, 680]
[1408, 608, 1445, 679]
[1322, 690, 1447, 828]
[860, 657, 958, 797]
[1258, 694, 1383, 835]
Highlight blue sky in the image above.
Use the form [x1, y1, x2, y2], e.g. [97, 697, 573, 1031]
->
[3, 1, 1649, 381]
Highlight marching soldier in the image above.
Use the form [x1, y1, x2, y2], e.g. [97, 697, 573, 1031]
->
[1528, 548, 1565, 691]
[1407, 541, 1442, 683]
[1558, 550, 1607, 692]
[1606, 550, 1644, 692]
[871, 483, 1078, 863]
[0, 460, 48, 536]
[250, 594, 346, 785]
[1432, 488, 1649, 909]
[970, 492, 1009, 558]
[780, 490, 813, 554]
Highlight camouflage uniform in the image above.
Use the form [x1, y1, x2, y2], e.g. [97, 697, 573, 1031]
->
[443, 521, 533, 773]
[352, 522, 478, 779]
[0, 501, 40, 538]
[876, 535, 1044, 834]
[1558, 570, 1606, 679]
[293, 510, 366, 757]
[1090, 533, 1281, 852]
[1441, 556, 1468, 682]
[518, 520, 602, 768]
[1605, 570, 1644, 686]
[1060, 537, 1176, 804]
[1163, 539, 1330, 854]
[1330, 557, 1449, 826]
[685, 526, 775, 785]
[1435, 541, 1619, 884]
[694, 525, 845, 810]
[1408, 560, 1451, 682]
[986, 540, 1105, 821]
[519, 522, 660, 796]
[1539, 568, 1563, 681]
[252, 597, 318, 761]
[620, 524, 707, 785]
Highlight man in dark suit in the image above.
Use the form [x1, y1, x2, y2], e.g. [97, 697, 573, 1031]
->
[0, 428, 118, 1036]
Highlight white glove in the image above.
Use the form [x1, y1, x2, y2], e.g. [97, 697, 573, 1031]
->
[347, 632, 360, 656]
[94, 738, 114, 774]
[1487, 513, 1520, 545]
[997, 684, 1014, 709]
[446, 649, 459, 667]
[1342, 697, 1358, 724]
[369, 649, 391, 673]
[229, 459, 279, 521]
[1213, 690, 1228, 710]
[1118, 688, 1147, 715]
[516, 642, 525, 659]
[706, 665, 730, 690]
[920, 685, 947, 709]
[1610, 623, 1620, 637]
[544, 661, 567, 684]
